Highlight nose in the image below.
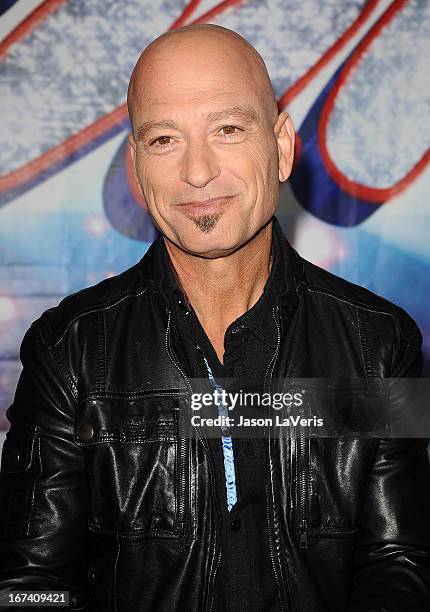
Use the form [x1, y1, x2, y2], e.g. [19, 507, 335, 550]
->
[179, 136, 220, 188]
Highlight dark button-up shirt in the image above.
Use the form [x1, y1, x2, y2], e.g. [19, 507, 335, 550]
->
[159, 219, 288, 611]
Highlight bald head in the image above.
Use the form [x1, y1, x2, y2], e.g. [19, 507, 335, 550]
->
[127, 24, 278, 133]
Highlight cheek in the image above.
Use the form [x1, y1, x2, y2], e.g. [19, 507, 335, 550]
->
[227, 142, 277, 192]
[136, 156, 169, 205]
[253, 141, 279, 192]
[137, 157, 157, 187]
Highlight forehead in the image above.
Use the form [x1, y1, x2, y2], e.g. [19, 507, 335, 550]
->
[132, 41, 265, 120]
[134, 85, 266, 135]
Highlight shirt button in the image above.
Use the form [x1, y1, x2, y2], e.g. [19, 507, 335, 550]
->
[230, 519, 241, 531]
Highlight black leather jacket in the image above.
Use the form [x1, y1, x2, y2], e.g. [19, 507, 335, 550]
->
[1, 217, 429, 611]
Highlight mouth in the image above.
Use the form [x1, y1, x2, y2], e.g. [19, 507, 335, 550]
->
[176, 195, 236, 215]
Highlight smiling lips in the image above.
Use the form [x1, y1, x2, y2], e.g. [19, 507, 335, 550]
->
[177, 195, 236, 215]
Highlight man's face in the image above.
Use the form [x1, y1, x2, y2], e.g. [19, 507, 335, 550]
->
[129, 35, 291, 258]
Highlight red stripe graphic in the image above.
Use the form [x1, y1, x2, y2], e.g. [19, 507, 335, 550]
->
[317, 0, 430, 203]
[277, 0, 380, 110]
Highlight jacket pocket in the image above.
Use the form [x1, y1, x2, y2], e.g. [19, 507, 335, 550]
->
[75, 395, 190, 537]
[304, 437, 379, 539]
[0, 427, 40, 536]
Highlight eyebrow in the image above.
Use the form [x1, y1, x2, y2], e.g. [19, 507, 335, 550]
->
[135, 105, 260, 141]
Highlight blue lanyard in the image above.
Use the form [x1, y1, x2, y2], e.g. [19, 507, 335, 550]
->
[201, 354, 238, 512]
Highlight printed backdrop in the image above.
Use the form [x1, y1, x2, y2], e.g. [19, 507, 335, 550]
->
[0, 0, 429, 437]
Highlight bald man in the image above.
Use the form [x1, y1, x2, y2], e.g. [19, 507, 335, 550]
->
[1, 24, 430, 612]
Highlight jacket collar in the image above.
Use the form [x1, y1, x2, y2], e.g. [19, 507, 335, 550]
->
[137, 215, 303, 314]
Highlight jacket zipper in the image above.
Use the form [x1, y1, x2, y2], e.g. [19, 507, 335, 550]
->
[297, 398, 309, 548]
[164, 309, 220, 611]
[164, 309, 189, 532]
[298, 436, 309, 548]
[265, 305, 292, 612]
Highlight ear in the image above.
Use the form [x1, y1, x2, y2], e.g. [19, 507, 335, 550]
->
[128, 132, 136, 158]
[274, 111, 295, 182]
[127, 133, 145, 197]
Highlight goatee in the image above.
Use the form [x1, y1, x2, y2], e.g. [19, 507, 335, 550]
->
[192, 213, 222, 234]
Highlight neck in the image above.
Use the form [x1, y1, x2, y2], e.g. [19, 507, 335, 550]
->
[164, 221, 273, 361]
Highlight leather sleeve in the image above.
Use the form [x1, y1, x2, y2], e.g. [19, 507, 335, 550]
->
[348, 321, 430, 611]
[0, 322, 90, 611]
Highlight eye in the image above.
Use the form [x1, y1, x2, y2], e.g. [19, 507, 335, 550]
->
[150, 136, 173, 147]
[219, 125, 241, 136]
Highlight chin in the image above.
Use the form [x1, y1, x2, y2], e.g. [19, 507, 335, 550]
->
[176, 229, 243, 259]
[165, 208, 261, 256]
[182, 239, 240, 259]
